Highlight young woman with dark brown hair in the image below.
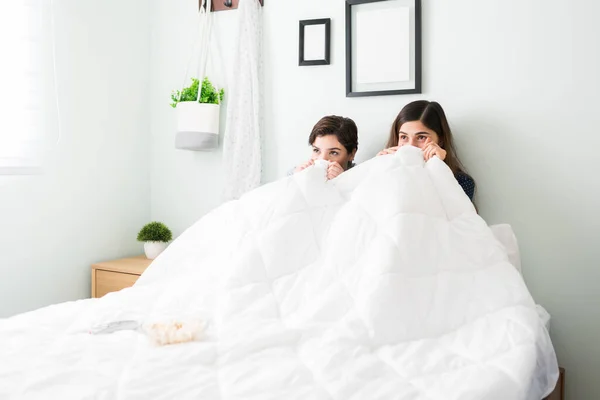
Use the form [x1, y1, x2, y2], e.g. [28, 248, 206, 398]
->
[378, 100, 476, 200]
[291, 115, 359, 180]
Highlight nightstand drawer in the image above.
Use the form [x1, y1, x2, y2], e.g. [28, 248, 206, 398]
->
[94, 270, 139, 298]
[91, 256, 152, 298]
[544, 367, 565, 400]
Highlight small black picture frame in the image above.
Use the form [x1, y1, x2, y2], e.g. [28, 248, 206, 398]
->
[345, 0, 422, 97]
[299, 18, 331, 66]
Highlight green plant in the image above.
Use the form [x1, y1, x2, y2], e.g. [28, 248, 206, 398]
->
[137, 221, 173, 242]
[170, 77, 225, 108]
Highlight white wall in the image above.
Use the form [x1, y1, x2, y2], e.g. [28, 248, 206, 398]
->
[0, 0, 152, 317]
[151, 0, 598, 398]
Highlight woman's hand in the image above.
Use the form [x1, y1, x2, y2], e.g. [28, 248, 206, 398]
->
[327, 162, 344, 180]
[377, 146, 399, 156]
[423, 139, 446, 161]
[293, 159, 314, 173]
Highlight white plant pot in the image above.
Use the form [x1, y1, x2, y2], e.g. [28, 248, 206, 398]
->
[144, 241, 168, 260]
[175, 102, 220, 151]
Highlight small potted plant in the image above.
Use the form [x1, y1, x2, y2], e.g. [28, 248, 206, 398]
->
[137, 221, 173, 260]
[171, 77, 225, 151]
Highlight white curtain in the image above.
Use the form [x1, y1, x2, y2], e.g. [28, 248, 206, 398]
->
[221, 0, 263, 201]
[0, 0, 44, 174]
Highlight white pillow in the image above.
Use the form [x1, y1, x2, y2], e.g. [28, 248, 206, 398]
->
[489, 224, 551, 332]
[490, 223, 522, 274]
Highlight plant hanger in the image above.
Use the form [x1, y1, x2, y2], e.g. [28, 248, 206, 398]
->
[178, 0, 215, 104]
[200, 0, 264, 12]
[173, 0, 224, 151]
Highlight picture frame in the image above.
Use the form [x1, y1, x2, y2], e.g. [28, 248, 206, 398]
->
[299, 18, 331, 66]
[345, 0, 421, 97]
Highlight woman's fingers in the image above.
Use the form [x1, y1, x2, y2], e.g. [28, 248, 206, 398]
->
[294, 159, 316, 173]
[423, 144, 432, 160]
[430, 144, 446, 161]
[438, 147, 447, 160]
[377, 146, 401, 157]
[422, 142, 447, 161]
[378, 141, 447, 162]
[327, 162, 343, 180]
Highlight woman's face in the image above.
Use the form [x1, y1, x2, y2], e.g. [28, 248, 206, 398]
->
[311, 134, 355, 169]
[398, 120, 440, 149]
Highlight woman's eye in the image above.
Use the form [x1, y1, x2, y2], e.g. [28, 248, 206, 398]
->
[418, 135, 427, 141]
[330, 151, 339, 156]
[312, 148, 319, 153]
[399, 135, 408, 141]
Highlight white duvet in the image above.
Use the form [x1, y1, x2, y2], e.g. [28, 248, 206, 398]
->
[0, 146, 558, 400]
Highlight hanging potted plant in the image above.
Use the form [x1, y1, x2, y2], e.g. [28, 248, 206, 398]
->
[137, 221, 173, 260]
[170, 77, 225, 151]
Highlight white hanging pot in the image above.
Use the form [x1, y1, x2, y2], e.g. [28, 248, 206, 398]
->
[175, 102, 220, 151]
[144, 241, 168, 260]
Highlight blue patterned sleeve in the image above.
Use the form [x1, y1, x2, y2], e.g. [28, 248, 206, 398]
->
[455, 173, 476, 201]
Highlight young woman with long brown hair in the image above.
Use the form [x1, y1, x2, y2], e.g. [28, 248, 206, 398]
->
[378, 100, 476, 200]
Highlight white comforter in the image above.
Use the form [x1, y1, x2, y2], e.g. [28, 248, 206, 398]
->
[0, 147, 558, 400]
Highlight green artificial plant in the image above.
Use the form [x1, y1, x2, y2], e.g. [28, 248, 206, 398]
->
[137, 221, 173, 243]
[170, 77, 225, 108]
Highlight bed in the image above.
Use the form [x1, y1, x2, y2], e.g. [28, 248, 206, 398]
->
[0, 146, 559, 399]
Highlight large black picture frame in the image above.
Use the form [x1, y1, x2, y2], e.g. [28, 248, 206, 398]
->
[345, 0, 421, 97]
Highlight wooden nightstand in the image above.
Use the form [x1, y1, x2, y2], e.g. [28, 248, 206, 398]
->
[544, 367, 565, 400]
[91, 255, 152, 298]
